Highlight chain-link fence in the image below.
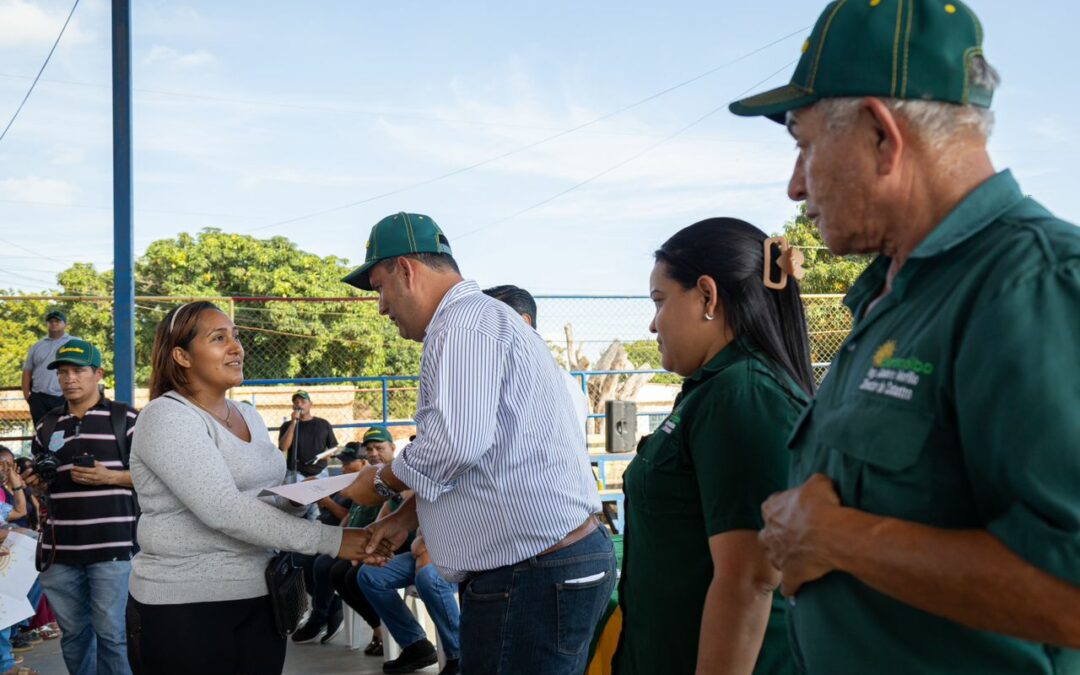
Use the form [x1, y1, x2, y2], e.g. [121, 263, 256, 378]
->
[0, 294, 852, 452]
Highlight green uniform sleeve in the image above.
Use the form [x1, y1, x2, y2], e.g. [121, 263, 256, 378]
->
[685, 374, 800, 536]
[955, 266, 1080, 585]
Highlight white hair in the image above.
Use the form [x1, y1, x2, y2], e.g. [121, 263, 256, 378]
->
[813, 56, 1000, 150]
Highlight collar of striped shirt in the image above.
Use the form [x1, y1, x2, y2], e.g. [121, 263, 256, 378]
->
[392, 279, 600, 579]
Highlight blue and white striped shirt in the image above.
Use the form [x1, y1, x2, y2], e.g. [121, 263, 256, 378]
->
[392, 280, 600, 578]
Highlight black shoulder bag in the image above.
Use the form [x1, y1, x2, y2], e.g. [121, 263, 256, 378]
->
[265, 551, 311, 637]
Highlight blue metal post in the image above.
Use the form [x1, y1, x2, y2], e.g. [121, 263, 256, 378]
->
[111, 0, 134, 404]
[381, 378, 389, 423]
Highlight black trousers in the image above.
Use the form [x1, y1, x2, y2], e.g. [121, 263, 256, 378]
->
[126, 594, 285, 675]
[28, 391, 65, 426]
[328, 559, 382, 629]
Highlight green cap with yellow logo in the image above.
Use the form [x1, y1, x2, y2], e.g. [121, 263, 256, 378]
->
[342, 212, 453, 291]
[362, 426, 393, 445]
[47, 339, 102, 370]
[730, 0, 993, 123]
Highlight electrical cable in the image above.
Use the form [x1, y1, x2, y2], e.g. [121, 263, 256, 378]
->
[243, 24, 810, 233]
[456, 57, 800, 240]
[0, 0, 81, 145]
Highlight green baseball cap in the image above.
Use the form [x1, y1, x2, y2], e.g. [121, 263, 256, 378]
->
[45, 310, 67, 323]
[292, 390, 311, 401]
[47, 339, 102, 370]
[730, 0, 993, 123]
[362, 426, 393, 445]
[342, 212, 453, 291]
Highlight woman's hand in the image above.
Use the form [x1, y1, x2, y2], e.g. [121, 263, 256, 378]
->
[337, 527, 394, 563]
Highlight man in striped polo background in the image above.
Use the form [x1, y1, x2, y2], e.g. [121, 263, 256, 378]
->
[23, 338, 138, 675]
[341, 212, 617, 674]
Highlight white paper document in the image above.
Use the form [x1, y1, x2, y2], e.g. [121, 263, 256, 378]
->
[0, 531, 41, 627]
[259, 472, 358, 505]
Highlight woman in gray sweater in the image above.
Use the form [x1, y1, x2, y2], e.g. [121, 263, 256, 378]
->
[127, 301, 381, 674]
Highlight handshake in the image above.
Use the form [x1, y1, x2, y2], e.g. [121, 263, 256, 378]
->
[336, 521, 405, 566]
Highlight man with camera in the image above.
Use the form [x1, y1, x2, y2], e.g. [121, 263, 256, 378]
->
[277, 390, 338, 482]
[23, 339, 137, 675]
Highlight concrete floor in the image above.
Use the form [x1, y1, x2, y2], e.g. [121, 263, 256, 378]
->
[18, 624, 441, 674]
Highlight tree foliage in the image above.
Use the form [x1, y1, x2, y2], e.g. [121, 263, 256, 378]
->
[779, 204, 873, 294]
[1, 229, 421, 416]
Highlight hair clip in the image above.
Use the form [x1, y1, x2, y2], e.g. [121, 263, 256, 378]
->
[763, 236, 807, 290]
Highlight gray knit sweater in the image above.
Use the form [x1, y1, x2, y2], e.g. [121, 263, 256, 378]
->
[129, 392, 343, 605]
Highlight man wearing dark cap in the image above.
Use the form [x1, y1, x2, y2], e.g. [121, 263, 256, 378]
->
[21, 309, 78, 425]
[22, 339, 137, 675]
[277, 390, 338, 482]
[731, 1, 1080, 672]
[339, 213, 614, 674]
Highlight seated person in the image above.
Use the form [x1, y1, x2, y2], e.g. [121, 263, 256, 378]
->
[295, 427, 408, 651]
[357, 534, 461, 675]
[292, 443, 366, 644]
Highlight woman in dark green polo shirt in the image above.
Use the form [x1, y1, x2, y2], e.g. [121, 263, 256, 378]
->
[613, 218, 814, 675]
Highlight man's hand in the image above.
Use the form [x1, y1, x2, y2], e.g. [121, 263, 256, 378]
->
[21, 467, 47, 496]
[341, 464, 383, 507]
[71, 460, 118, 486]
[337, 527, 394, 562]
[759, 473, 844, 596]
[362, 510, 412, 566]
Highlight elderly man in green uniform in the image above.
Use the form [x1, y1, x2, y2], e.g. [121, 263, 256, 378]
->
[730, 1, 1080, 673]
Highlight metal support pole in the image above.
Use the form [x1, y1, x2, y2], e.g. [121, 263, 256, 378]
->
[381, 379, 389, 424]
[111, 0, 134, 404]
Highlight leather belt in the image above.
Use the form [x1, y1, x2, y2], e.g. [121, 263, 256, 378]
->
[538, 516, 599, 557]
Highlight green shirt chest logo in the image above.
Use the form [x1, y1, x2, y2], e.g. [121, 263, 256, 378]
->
[859, 340, 935, 402]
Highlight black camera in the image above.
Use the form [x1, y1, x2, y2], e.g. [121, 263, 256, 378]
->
[31, 451, 60, 485]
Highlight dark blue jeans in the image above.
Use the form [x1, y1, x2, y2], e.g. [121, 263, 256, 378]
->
[460, 525, 616, 675]
[292, 552, 342, 626]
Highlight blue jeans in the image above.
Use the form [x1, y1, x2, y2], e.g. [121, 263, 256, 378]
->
[357, 552, 461, 660]
[292, 552, 342, 625]
[39, 560, 132, 675]
[460, 525, 616, 675]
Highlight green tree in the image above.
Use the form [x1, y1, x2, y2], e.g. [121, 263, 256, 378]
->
[778, 205, 872, 375]
[1, 229, 422, 417]
[624, 340, 681, 385]
[779, 204, 873, 294]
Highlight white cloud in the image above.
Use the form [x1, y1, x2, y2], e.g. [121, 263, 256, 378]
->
[0, 175, 78, 204]
[0, 0, 92, 49]
[144, 45, 217, 69]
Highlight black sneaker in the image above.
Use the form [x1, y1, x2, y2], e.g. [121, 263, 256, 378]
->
[439, 659, 460, 675]
[11, 632, 33, 653]
[290, 619, 325, 644]
[364, 636, 384, 656]
[382, 638, 438, 674]
[320, 609, 344, 645]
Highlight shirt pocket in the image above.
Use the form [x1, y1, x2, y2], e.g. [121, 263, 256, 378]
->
[636, 429, 700, 518]
[816, 399, 936, 522]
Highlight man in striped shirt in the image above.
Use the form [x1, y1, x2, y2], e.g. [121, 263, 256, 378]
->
[342, 213, 616, 674]
[24, 339, 137, 675]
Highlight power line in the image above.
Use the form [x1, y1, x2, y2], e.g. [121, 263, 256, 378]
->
[0, 0, 80, 146]
[456, 58, 800, 241]
[243, 24, 810, 234]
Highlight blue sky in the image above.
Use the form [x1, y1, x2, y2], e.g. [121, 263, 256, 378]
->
[0, 0, 1076, 296]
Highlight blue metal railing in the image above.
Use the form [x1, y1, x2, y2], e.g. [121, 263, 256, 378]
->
[243, 369, 676, 433]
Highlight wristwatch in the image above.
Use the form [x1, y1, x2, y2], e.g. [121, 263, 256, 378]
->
[373, 465, 400, 500]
